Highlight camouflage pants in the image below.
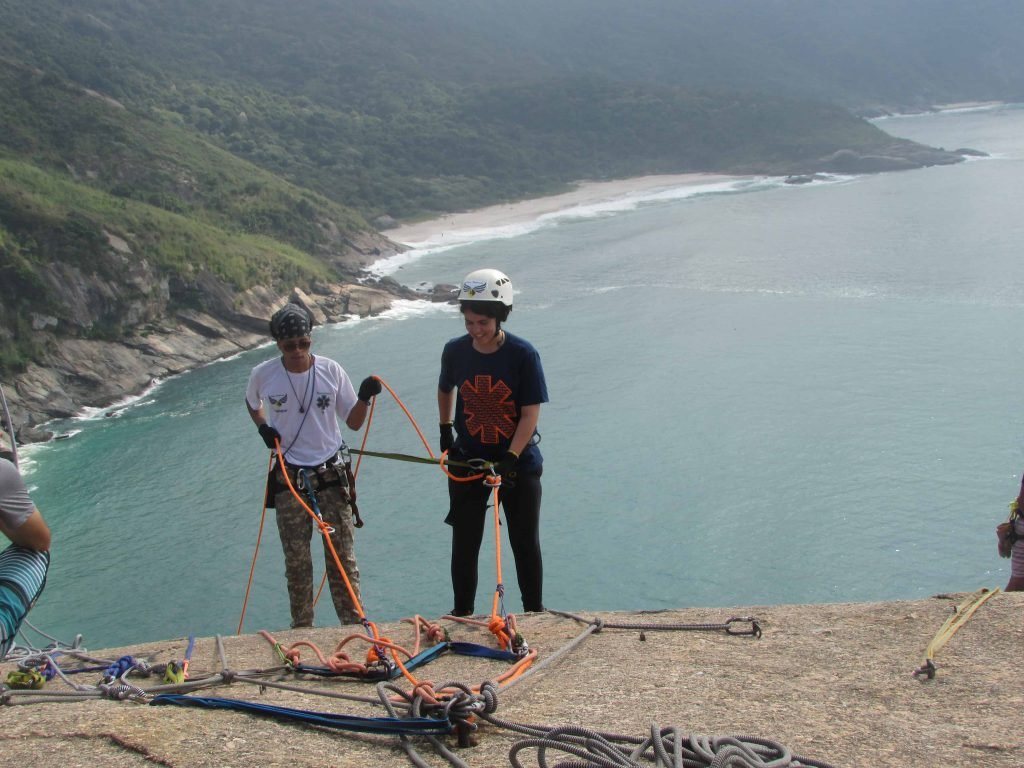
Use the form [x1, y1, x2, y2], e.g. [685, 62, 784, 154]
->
[275, 475, 361, 628]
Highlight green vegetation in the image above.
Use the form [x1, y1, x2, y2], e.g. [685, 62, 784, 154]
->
[2, 0, 1021, 375]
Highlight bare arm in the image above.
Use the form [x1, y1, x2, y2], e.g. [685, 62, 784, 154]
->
[509, 404, 540, 457]
[345, 399, 370, 431]
[2, 509, 51, 551]
[246, 400, 267, 427]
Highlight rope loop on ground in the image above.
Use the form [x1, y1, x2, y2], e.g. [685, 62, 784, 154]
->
[501, 720, 836, 768]
[725, 617, 763, 638]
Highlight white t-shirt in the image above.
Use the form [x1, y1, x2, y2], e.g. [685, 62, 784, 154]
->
[0, 458, 34, 531]
[245, 355, 358, 466]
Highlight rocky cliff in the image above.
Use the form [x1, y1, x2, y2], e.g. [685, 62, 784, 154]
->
[0, 229, 423, 445]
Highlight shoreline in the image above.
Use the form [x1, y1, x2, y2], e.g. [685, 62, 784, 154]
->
[383, 172, 742, 247]
[5, 172, 742, 441]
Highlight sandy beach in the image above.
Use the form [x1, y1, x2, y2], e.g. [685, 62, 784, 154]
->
[383, 173, 741, 246]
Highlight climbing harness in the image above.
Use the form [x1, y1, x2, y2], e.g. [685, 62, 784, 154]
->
[912, 587, 1000, 679]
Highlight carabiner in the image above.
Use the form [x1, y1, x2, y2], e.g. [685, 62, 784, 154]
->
[725, 616, 762, 638]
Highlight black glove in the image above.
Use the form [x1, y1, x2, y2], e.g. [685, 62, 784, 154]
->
[358, 376, 382, 403]
[440, 423, 455, 453]
[494, 450, 519, 484]
[258, 423, 281, 450]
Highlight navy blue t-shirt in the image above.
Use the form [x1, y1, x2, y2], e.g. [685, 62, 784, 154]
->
[438, 332, 549, 471]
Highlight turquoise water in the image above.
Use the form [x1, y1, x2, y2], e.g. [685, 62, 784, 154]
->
[19, 104, 1024, 649]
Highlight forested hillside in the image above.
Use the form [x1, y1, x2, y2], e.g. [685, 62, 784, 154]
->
[0, 0, 1017, 427]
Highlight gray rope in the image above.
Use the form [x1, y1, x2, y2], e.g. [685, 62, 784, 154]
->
[493, 720, 836, 768]
[546, 610, 761, 638]
[0, 617, 834, 768]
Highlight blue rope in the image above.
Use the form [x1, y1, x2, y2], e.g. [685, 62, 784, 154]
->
[448, 642, 518, 662]
[104, 655, 137, 679]
[150, 694, 452, 735]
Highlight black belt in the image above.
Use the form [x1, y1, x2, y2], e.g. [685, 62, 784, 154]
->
[276, 463, 347, 491]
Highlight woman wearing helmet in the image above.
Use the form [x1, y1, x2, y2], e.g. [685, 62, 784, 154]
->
[438, 268, 549, 616]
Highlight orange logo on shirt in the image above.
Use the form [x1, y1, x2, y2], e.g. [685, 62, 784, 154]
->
[461, 375, 516, 444]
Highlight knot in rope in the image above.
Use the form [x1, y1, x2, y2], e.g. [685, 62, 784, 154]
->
[270, 641, 290, 667]
[488, 616, 512, 650]
[428, 625, 447, 644]
[439, 687, 481, 733]
[325, 650, 356, 673]
[365, 637, 391, 663]
[409, 681, 439, 707]
[477, 681, 499, 714]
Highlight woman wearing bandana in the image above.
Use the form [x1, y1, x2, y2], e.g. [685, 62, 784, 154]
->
[245, 302, 381, 628]
[438, 269, 549, 617]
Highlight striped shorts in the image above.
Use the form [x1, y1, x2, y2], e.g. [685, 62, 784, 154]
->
[0, 545, 50, 658]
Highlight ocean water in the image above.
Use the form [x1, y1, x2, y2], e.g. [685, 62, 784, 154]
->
[16, 104, 1024, 650]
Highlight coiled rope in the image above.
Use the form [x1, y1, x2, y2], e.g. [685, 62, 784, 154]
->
[493, 721, 836, 768]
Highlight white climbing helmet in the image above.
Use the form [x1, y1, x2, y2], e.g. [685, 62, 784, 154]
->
[458, 268, 514, 307]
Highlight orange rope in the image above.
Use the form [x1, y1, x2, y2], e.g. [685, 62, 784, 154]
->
[236, 453, 275, 634]
[360, 376, 518, 656]
[376, 376, 436, 461]
[244, 375, 529, 698]
[274, 442, 368, 624]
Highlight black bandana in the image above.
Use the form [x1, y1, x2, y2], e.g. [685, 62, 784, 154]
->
[269, 303, 314, 340]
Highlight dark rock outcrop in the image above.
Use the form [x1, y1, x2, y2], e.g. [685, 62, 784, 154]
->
[1, 232, 417, 444]
[818, 142, 965, 174]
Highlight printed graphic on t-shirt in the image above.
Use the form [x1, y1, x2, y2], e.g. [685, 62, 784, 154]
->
[316, 393, 332, 412]
[461, 375, 516, 444]
[269, 394, 288, 410]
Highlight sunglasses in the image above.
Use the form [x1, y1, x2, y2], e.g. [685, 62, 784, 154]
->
[280, 338, 312, 352]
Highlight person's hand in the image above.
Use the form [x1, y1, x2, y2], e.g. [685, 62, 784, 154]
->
[258, 423, 281, 450]
[494, 450, 519, 485]
[358, 376, 382, 403]
[440, 423, 455, 453]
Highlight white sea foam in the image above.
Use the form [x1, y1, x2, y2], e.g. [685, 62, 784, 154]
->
[369, 176, 782, 278]
[74, 379, 167, 421]
[374, 297, 455, 321]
